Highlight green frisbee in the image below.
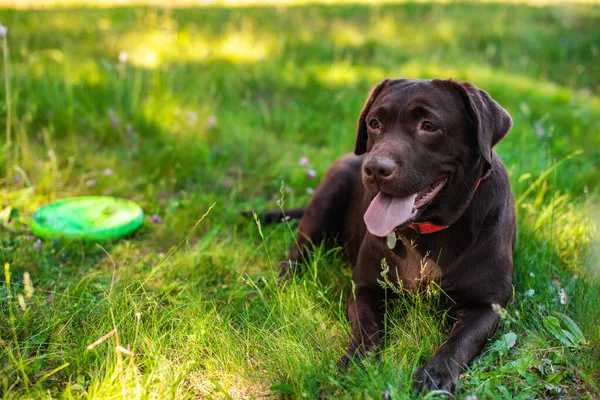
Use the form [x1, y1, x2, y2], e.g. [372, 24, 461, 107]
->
[31, 196, 144, 241]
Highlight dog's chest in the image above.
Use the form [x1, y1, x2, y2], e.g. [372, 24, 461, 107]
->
[382, 235, 442, 292]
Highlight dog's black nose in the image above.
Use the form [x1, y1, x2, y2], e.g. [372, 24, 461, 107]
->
[363, 156, 396, 180]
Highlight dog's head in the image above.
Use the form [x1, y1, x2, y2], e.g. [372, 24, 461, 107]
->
[355, 78, 512, 237]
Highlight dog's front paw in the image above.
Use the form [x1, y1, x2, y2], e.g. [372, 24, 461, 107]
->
[413, 365, 456, 393]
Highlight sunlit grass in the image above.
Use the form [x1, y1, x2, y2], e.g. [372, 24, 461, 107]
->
[1, 1, 599, 398]
[115, 30, 272, 68]
[2, 0, 600, 10]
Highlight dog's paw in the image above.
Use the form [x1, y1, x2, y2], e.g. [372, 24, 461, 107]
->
[278, 260, 301, 281]
[336, 354, 352, 370]
[413, 365, 456, 393]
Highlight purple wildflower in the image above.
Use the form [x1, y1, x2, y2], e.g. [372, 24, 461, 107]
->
[306, 168, 317, 179]
[103, 168, 113, 176]
[151, 214, 162, 224]
[26, 235, 34, 241]
[34, 239, 42, 249]
[86, 178, 97, 187]
[187, 112, 198, 123]
[381, 391, 391, 400]
[15, 174, 21, 183]
[299, 156, 309, 167]
[534, 121, 544, 137]
[0, 24, 7, 38]
[306, 187, 315, 195]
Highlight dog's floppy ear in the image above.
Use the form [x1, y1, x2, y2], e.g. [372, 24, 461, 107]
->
[354, 79, 392, 155]
[446, 80, 512, 166]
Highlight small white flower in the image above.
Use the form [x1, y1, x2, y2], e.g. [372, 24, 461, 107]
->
[23, 272, 34, 299]
[118, 51, 129, 64]
[306, 168, 317, 179]
[492, 303, 508, 319]
[306, 187, 315, 195]
[207, 115, 217, 129]
[559, 288, 567, 305]
[524, 289, 535, 297]
[529, 272, 535, 277]
[103, 168, 113, 176]
[18, 294, 26, 311]
[0, 24, 7, 38]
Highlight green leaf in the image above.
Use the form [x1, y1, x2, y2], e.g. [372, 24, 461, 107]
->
[543, 314, 585, 347]
[545, 371, 567, 385]
[489, 332, 517, 355]
[70, 384, 86, 392]
[544, 316, 574, 346]
[270, 383, 295, 394]
[552, 312, 585, 344]
[28, 358, 43, 375]
[507, 356, 533, 377]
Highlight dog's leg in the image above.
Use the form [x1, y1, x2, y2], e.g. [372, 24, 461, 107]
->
[414, 304, 501, 392]
[338, 285, 384, 368]
[337, 236, 388, 367]
[280, 154, 362, 278]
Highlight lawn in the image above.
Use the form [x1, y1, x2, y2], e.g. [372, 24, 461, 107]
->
[1, 1, 599, 398]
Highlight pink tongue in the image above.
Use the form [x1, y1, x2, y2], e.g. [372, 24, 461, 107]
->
[364, 192, 416, 237]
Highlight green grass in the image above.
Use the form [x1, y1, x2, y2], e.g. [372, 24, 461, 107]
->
[1, 1, 599, 398]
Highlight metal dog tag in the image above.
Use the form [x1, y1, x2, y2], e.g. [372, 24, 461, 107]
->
[386, 232, 397, 249]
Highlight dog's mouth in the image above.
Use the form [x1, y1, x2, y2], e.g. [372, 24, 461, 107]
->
[363, 176, 448, 237]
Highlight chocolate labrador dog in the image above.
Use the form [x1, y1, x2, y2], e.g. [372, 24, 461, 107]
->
[273, 78, 515, 392]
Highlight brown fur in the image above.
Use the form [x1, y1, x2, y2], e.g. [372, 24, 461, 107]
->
[272, 78, 516, 392]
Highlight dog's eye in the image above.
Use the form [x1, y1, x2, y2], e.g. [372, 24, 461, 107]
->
[368, 119, 380, 130]
[421, 121, 436, 132]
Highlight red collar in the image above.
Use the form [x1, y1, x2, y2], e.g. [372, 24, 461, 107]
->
[408, 221, 449, 234]
[407, 178, 482, 234]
